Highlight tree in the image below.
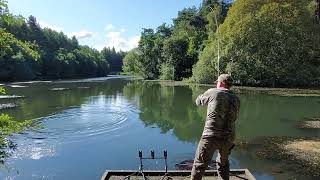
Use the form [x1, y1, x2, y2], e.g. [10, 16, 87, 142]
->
[191, 42, 217, 83]
[137, 28, 159, 79]
[159, 63, 175, 80]
[0, 0, 115, 81]
[191, 3, 230, 83]
[215, 0, 320, 87]
[101, 47, 125, 73]
[27, 16, 45, 46]
[199, 0, 230, 22]
[123, 1, 231, 81]
[0, 28, 40, 81]
[162, 36, 191, 80]
[122, 48, 141, 75]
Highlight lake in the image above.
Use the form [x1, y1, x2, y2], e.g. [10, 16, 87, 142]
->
[0, 76, 319, 180]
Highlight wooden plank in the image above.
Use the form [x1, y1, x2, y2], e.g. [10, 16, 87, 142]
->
[101, 169, 256, 180]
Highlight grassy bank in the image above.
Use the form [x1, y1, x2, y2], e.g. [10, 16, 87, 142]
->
[297, 117, 320, 129]
[236, 137, 320, 178]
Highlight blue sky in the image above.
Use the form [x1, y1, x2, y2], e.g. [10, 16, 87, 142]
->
[7, 0, 203, 51]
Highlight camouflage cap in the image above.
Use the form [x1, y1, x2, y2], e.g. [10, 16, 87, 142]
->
[216, 74, 233, 85]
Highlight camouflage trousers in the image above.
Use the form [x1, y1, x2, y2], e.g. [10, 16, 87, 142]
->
[190, 136, 234, 180]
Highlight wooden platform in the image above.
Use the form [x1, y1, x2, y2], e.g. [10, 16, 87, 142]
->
[101, 169, 256, 180]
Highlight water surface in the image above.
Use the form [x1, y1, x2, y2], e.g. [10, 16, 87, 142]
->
[0, 76, 319, 179]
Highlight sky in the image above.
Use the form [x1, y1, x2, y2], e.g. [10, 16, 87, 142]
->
[7, 0, 203, 52]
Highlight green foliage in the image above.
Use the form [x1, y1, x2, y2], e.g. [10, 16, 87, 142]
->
[191, 43, 217, 83]
[137, 28, 160, 79]
[122, 49, 141, 75]
[162, 36, 191, 80]
[101, 47, 125, 73]
[0, 86, 5, 94]
[123, 1, 229, 81]
[0, 87, 31, 138]
[0, 114, 32, 138]
[230, 0, 319, 86]
[159, 63, 175, 80]
[0, 0, 9, 22]
[191, 0, 320, 87]
[125, 26, 173, 79]
[0, 112, 32, 163]
[123, 0, 319, 87]
[0, 28, 40, 81]
[0, 0, 120, 82]
[0, 28, 40, 60]
[0, 87, 32, 161]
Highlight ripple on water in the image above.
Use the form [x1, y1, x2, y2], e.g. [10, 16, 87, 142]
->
[30, 96, 137, 144]
[5, 96, 137, 163]
[9, 140, 57, 160]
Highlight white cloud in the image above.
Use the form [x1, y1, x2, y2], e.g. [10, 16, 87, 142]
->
[106, 31, 121, 38]
[101, 25, 139, 51]
[67, 30, 94, 39]
[38, 21, 64, 32]
[38, 20, 93, 40]
[105, 24, 115, 31]
[95, 30, 140, 52]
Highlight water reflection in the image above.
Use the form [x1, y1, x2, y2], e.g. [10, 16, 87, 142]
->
[122, 81, 320, 179]
[0, 140, 17, 164]
[0, 78, 133, 164]
[1, 78, 131, 121]
[123, 81, 206, 143]
[123, 81, 320, 142]
[0, 77, 319, 179]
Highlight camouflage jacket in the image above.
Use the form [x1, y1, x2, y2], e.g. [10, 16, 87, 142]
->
[196, 88, 240, 141]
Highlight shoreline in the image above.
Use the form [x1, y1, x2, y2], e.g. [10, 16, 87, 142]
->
[236, 137, 320, 178]
[2, 77, 318, 98]
[145, 79, 320, 97]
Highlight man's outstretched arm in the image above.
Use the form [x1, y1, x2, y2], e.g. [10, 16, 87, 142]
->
[195, 89, 212, 106]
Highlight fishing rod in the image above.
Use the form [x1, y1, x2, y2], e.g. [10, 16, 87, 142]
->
[208, 6, 221, 78]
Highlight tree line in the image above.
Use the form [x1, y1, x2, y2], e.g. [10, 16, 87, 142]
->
[0, 0, 125, 82]
[123, 0, 320, 87]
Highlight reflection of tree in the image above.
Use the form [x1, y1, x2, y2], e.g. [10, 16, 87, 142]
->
[123, 81, 207, 143]
[3, 80, 129, 120]
[0, 140, 16, 164]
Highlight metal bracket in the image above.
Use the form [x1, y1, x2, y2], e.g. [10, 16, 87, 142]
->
[138, 150, 168, 173]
